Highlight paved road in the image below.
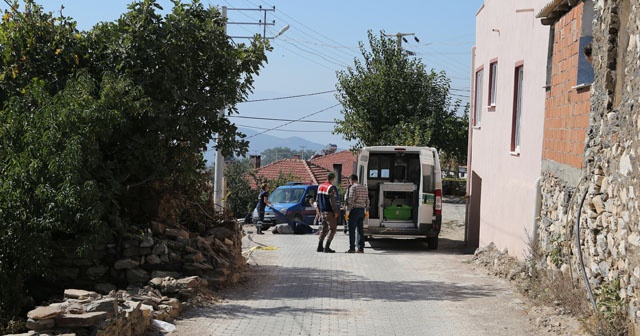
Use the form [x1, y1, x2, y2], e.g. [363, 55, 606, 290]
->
[173, 202, 541, 336]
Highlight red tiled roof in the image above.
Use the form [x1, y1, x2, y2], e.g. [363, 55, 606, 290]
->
[247, 150, 358, 189]
[310, 150, 357, 185]
[248, 159, 332, 188]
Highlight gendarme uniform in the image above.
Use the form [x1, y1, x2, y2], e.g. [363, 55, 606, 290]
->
[316, 181, 339, 252]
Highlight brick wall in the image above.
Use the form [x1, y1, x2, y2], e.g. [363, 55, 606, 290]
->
[542, 2, 591, 169]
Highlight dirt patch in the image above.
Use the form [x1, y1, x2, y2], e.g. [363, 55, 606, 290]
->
[472, 243, 587, 335]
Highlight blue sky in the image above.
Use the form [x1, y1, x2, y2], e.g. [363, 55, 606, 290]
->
[2, 0, 483, 151]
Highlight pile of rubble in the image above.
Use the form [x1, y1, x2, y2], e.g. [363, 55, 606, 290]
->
[472, 242, 528, 282]
[8, 276, 207, 336]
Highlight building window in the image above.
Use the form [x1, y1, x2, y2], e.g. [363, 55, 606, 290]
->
[488, 61, 498, 107]
[511, 65, 524, 152]
[473, 68, 484, 126]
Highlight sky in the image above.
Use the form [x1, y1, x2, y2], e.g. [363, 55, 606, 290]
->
[1, 0, 483, 152]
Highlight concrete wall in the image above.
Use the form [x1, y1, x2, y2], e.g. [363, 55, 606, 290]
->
[468, 0, 550, 258]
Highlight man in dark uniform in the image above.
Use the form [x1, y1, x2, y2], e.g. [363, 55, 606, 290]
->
[316, 172, 339, 253]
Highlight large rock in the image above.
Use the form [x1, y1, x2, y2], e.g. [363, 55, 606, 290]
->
[95, 283, 117, 294]
[86, 265, 109, 278]
[127, 268, 150, 284]
[55, 311, 109, 328]
[114, 258, 140, 270]
[176, 276, 206, 289]
[27, 305, 63, 320]
[64, 289, 100, 300]
[147, 254, 162, 265]
[83, 298, 117, 316]
[152, 242, 169, 255]
[591, 195, 606, 214]
[25, 318, 55, 331]
[165, 228, 189, 239]
[140, 236, 155, 248]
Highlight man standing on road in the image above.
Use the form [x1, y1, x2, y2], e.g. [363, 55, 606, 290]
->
[256, 183, 272, 235]
[316, 172, 339, 253]
[345, 174, 369, 253]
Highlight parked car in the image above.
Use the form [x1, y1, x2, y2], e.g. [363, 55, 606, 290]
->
[260, 183, 319, 229]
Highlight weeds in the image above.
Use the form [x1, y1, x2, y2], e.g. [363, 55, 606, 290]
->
[524, 232, 631, 335]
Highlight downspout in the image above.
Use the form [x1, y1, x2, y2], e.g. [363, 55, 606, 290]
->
[465, 45, 477, 245]
[532, 177, 542, 243]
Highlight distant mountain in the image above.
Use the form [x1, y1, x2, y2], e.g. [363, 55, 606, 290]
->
[204, 127, 326, 164]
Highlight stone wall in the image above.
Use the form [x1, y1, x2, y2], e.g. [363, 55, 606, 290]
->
[537, 0, 640, 327]
[50, 218, 245, 297]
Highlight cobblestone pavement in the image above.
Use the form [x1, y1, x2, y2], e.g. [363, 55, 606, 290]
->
[173, 201, 542, 336]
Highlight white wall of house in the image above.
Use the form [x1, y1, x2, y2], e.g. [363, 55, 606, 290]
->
[467, 0, 549, 258]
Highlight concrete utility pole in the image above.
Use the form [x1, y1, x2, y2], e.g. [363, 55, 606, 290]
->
[213, 6, 281, 211]
[299, 145, 306, 160]
[383, 32, 420, 50]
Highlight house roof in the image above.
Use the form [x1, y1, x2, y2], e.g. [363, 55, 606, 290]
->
[537, 0, 578, 25]
[310, 150, 357, 185]
[247, 150, 358, 189]
[249, 159, 333, 188]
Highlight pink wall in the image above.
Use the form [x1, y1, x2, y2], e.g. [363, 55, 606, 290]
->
[468, 0, 550, 258]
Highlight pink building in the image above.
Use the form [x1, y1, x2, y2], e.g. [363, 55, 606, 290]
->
[466, 0, 550, 258]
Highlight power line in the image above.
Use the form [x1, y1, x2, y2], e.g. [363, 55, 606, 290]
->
[230, 115, 335, 123]
[242, 89, 337, 103]
[256, 1, 355, 58]
[236, 124, 333, 132]
[245, 103, 340, 139]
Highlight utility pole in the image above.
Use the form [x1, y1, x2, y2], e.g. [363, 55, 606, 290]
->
[383, 32, 420, 51]
[213, 6, 279, 212]
[299, 145, 306, 160]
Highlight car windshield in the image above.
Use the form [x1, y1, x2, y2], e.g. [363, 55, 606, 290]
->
[269, 187, 305, 204]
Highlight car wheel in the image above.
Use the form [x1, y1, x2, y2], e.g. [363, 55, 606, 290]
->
[292, 216, 303, 223]
[427, 236, 438, 250]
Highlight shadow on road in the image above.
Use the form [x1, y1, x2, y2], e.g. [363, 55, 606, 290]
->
[366, 237, 474, 255]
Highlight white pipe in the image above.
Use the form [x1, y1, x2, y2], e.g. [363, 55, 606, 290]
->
[532, 176, 542, 243]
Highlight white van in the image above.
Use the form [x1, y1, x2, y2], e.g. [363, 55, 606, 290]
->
[357, 146, 443, 249]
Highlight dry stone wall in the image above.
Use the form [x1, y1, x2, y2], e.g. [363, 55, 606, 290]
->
[51, 219, 245, 295]
[537, 0, 640, 326]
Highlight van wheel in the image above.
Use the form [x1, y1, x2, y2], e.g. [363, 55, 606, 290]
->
[427, 236, 438, 250]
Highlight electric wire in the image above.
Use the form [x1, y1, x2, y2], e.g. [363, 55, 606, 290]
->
[241, 89, 337, 103]
[235, 124, 333, 132]
[245, 103, 340, 139]
[253, 0, 357, 59]
[230, 115, 334, 123]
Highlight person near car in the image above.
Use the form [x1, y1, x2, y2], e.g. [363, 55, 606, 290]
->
[345, 174, 370, 253]
[256, 183, 272, 234]
[316, 172, 339, 253]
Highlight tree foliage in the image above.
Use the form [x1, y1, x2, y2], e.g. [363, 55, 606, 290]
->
[334, 30, 468, 163]
[0, 0, 269, 320]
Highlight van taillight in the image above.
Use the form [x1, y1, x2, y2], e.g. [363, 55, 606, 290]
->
[435, 189, 442, 215]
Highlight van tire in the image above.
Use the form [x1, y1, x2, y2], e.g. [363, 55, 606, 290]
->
[427, 236, 438, 250]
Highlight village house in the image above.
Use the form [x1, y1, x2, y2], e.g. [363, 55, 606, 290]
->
[466, 0, 550, 257]
[249, 150, 357, 188]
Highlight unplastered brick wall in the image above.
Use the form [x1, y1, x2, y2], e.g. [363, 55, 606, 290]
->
[542, 2, 591, 169]
[538, 0, 640, 327]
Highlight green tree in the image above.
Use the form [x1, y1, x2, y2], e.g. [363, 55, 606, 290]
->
[224, 160, 257, 218]
[334, 30, 468, 162]
[0, 0, 269, 321]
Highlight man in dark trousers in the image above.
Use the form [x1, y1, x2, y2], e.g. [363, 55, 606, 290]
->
[345, 174, 370, 253]
[256, 183, 272, 234]
[316, 172, 339, 253]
